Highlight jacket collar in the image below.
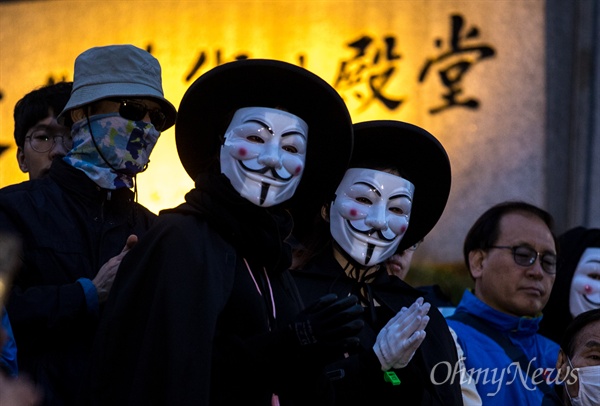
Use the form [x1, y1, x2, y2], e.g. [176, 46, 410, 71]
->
[49, 159, 135, 204]
[456, 290, 541, 336]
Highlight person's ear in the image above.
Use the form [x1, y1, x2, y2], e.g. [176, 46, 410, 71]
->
[70, 108, 85, 123]
[469, 249, 485, 279]
[556, 349, 568, 380]
[321, 204, 330, 222]
[16, 147, 28, 173]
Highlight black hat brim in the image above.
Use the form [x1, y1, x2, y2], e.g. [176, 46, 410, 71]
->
[175, 59, 353, 210]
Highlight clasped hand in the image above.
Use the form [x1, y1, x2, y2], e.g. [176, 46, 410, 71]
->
[373, 297, 430, 370]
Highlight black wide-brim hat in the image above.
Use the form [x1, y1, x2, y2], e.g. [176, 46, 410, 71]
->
[350, 120, 451, 252]
[176, 59, 353, 211]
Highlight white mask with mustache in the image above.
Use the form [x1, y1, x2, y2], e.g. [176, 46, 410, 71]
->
[220, 107, 308, 207]
[329, 168, 414, 266]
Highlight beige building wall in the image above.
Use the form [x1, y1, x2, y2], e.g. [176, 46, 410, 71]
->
[0, 0, 547, 264]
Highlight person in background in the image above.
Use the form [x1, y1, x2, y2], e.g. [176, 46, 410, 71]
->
[540, 227, 600, 344]
[554, 308, 600, 406]
[89, 58, 362, 406]
[386, 241, 456, 316]
[447, 201, 560, 404]
[0, 44, 176, 405]
[14, 82, 73, 180]
[1, 82, 73, 379]
[386, 240, 421, 280]
[291, 120, 464, 405]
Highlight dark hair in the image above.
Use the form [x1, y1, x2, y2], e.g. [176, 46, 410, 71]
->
[13, 82, 73, 148]
[462, 201, 557, 272]
[560, 308, 600, 357]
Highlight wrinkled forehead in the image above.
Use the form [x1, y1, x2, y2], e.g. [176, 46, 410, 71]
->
[336, 167, 415, 196]
[228, 106, 308, 134]
[573, 320, 600, 353]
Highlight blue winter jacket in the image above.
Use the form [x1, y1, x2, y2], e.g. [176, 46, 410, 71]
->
[1, 308, 17, 376]
[447, 290, 560, 405]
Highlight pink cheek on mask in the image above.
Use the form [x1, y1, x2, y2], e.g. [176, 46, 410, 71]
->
[350, 208, 358, 217]
[295, 165, 302, 175]
[238, 147, 247, 157]
[400, 225, 407, 234]
[585, 285, 592, 293]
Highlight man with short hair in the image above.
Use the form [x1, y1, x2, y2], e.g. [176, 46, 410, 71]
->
[447, 201, 560, 405]
[0, 44, 176, 406]
[1, 82, 72, 379]
[14, 82, 73, 180]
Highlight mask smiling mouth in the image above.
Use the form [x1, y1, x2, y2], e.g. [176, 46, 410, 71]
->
[239, 160, 292, 183]
[347, 220, 397, 246]
[583, 294, 600, 306]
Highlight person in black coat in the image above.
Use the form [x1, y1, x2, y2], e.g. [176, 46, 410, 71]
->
[89, 59, 363, 406]
[291, 120, 464, 405]
[0, 44, 177, 406]
[539, 227, 600, 343]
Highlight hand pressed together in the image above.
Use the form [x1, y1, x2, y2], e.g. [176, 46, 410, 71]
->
[373, 297, 430, 370]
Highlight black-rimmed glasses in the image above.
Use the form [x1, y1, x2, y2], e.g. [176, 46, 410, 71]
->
[488, 245, 557, 274]
[25, 133, 73, 153]
[110, 99, 167, 131]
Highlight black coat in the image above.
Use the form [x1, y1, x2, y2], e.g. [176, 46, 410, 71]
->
[89, 175, 332, 406]
[292, 252, 464, 406]
[0, 159, 155, 406]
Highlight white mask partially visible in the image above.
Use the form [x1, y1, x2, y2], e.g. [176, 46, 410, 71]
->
[220, 107, 308, 207]
[329, 168, 414, 266]
[567, 360, 600, 406]
[569, 248, 600, 318]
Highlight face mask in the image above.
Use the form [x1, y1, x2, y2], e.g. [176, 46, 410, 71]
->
[220, 107, 308, 207]
[567, 359, 600, 406]
[64, 113, 160, 189]
[329, 168, 414, 266]
[569, 248, 600, 317]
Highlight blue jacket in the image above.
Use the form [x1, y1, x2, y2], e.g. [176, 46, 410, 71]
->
[1, 308, 17, 376]
[447, 290, 560, 405]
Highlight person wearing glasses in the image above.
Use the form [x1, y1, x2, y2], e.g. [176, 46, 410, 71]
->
[14, 82, 73, 180]
[0, 44, 176, 406]
[2, 82, 72, 380]
[290, 120, 466, 405]
[446, 201, 560, 405]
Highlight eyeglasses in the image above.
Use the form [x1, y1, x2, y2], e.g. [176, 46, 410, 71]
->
[488, 245, 557, 274]
[25, 133, 73, 153]
[111, 99, 167, 131]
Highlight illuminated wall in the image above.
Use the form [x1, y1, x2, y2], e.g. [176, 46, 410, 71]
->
[0, 0, 545, 263]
